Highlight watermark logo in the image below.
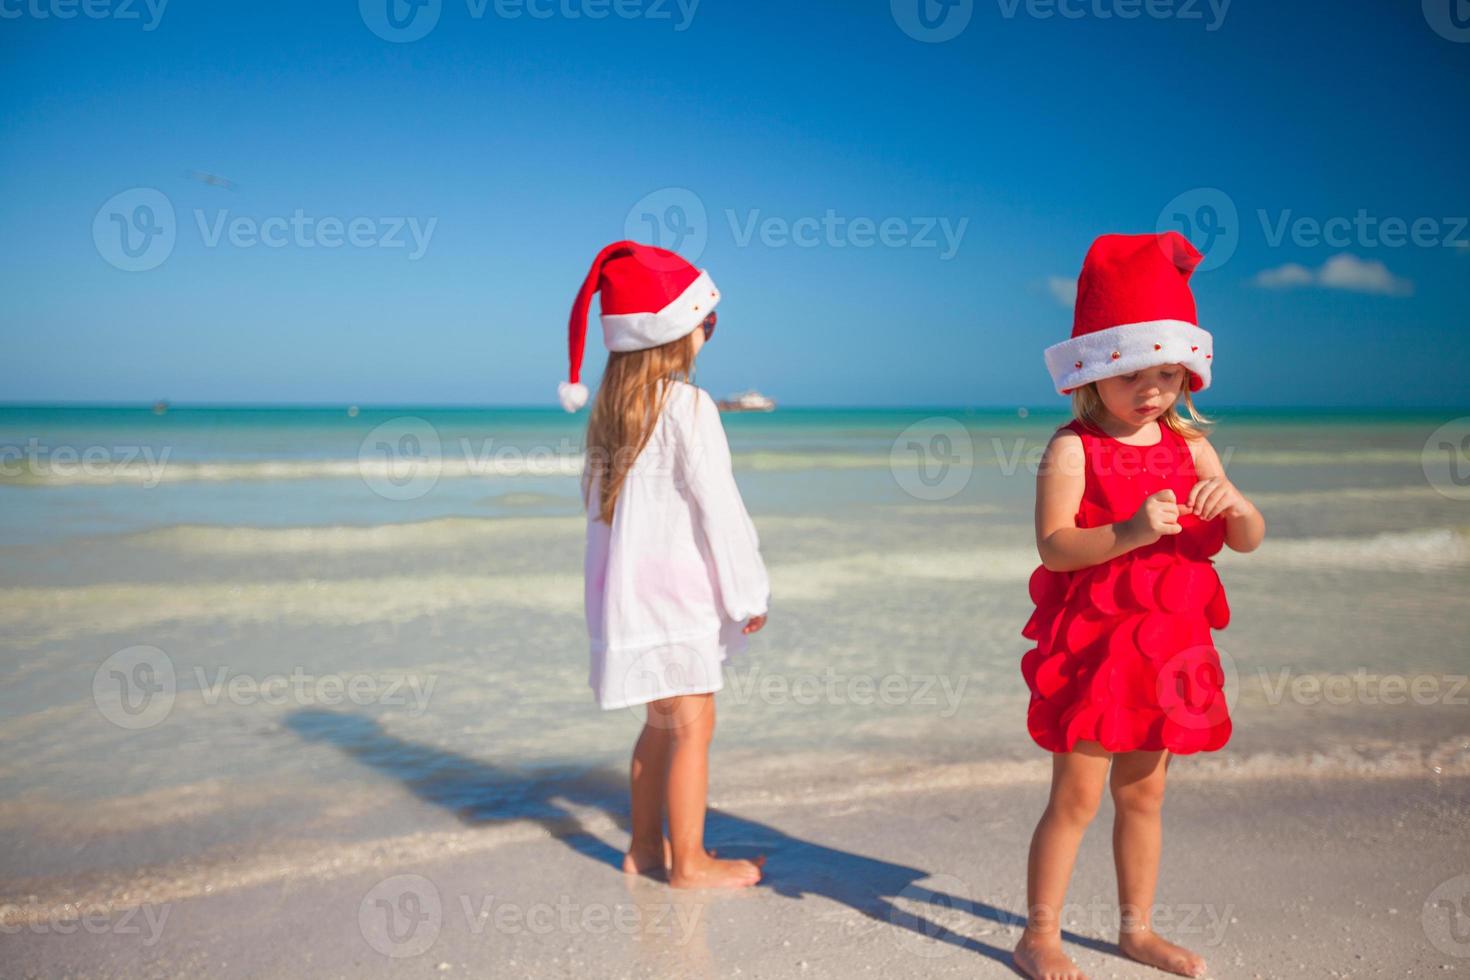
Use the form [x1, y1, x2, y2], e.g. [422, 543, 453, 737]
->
[1423, 0, 1470, 42]
[0, 902, 171, 944]
[996, 0, 1231, 30]
[360, 874, 443, 958]
[618, 642, 715, 728]
[360, 0, 699, 41]
[93, 645, 177, 730]
[1422, 418, 1470, 502]
[1157, 187, 1239, 272]
[624, 188, 969, 261]
[890, 417, 974, 501]
[1423, 874, 1470, 958]
[360, 0, 442, 42]
[889, 874, 979, 957]
[358, 417, 444, 500]
[93, 189, 438, 271]
[625, 187, 709, 264]
[93, 188, 176, 272]
[726, 665, 969, 717]
[892, 0, 974, 43]
[1155, 644, 1238, 734]
[0, 0, 169, 30]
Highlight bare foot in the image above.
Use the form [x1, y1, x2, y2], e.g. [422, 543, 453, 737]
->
[622, 844, 667, 879]
[668, 853, 763, 890]
[1013, 930, 1088, 980]
[660, 840, 719, 870]
[1119, 929, 1206, 978]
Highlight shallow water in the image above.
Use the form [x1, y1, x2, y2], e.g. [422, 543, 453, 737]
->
[1, 405, 1468, 897]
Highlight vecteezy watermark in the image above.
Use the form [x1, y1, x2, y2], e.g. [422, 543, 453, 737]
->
[0, 902, 171, 945]
[357, 874, 702, 958]
[93, 188, 176, 272]
[1156, 187, 1240, 272]
[995, 0, 1232, 30]
[359, 417, 444, 501]
[356, 417, 586, 501]
[625, 187, 710, 262]
[360, 875, 443, 958]
[727, 210, 969, 261]
[1423, 0, 1470, 43]
[726, 665, 969, 718]
[1424, 874, 1470, 958]
[93, 645, 177, 730]
[881, 875, 1233, 960]
[0, 0, 169, 30]
[1157, 186, 1466, 274]
[1255, 669, 1469, 708]
[196, 667, 438, 716]
[890, 417, 975, 501]
[92, 645, 439, 730]
[194, 210, 436, 260]
[1422, 417, 1470, 502]
[624, 188, 970, 264]
[893, 0, 1231, 40]
[359, 0, 699, 43]
[93, 188, 437, 271]
[1258, 209, 1469, 251]
[891, 0, 975, 43]
[0, 439, 172, 487]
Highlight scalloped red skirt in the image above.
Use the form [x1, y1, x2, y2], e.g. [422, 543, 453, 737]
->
[1022, 554, 1233, 755]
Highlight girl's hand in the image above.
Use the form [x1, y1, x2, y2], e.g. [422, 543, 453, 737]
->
[1125, 489, 1186, 545]
[742, 614, 767, 635]
[1187, 476, 1251, 522]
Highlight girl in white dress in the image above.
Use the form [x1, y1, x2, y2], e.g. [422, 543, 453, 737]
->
[558, 241, 771, 889]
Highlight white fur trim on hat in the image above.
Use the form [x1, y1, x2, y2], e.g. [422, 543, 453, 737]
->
[1044, 319, 1214, 394]
[601, 270, 720, 353]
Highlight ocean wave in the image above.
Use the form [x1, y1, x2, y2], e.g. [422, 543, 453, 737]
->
[1221, 528, 1470, 571]
[1, 738, 1463, 926]
[0, 455, 586, 487]
[5, 528, 1462, 643]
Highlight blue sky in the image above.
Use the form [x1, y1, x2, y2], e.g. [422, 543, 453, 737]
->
[2, 0, 1467, 408]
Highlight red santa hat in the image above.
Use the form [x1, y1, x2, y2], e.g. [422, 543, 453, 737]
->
[558, 240, 720, 412]
[1044, 232, 1214, 396]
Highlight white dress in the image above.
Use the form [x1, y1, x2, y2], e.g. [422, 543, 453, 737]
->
[584, 380, 771, 709]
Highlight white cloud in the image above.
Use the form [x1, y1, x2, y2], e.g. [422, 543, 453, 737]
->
[1046, 276, 1077, 308]
[1253, 263, 1314, 289]
[1253, 254, 1414, 296]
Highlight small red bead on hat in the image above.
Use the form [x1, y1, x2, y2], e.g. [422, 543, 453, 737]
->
[1154, 343, 1162, 351]
[1074, 360, 1083, 369]
[1111, 351, 1121, 360]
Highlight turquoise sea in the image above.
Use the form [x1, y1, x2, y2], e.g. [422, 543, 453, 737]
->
[1, 402, 1467, 909]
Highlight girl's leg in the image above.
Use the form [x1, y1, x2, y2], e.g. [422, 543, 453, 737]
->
[658, 693, 762, 889]
[1111, 751, 1206, 978]
[1014, 740, 1111, 980]
[622, 713, 672, 876]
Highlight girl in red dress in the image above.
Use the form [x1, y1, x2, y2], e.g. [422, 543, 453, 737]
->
[1013, 233, 1266, 980]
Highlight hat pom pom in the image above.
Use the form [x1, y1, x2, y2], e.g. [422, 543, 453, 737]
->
[558, 381, 590, 413]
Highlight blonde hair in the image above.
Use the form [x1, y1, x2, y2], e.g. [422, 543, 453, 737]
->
[582, 332, 699, 524]
[1070, 373, 1212, 440]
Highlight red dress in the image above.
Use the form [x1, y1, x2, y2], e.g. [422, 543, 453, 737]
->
[1022, 419, 1232, 755]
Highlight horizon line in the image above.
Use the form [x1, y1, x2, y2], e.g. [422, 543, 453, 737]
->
[1, 401, 1466, 415]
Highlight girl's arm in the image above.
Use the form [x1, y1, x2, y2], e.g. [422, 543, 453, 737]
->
[1187, 436, 1266, 553]
[1035, 430, 1184, 572]
[677, 387, 771, 624]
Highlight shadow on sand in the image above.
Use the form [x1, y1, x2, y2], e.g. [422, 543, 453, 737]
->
[285, 708, 1118, 971]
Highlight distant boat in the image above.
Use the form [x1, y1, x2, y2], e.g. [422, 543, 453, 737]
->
[152, 399, 169, 415]
[717, 390, 776, 413]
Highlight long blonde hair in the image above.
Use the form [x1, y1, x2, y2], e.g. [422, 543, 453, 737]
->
[582, 332, 699, 524]
[1071, 374, 1212, 440]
